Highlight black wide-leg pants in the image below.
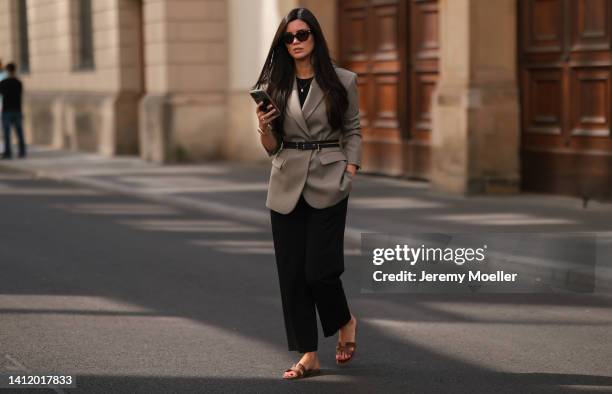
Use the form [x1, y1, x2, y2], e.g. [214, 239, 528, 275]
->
[270, 194, 352, 353]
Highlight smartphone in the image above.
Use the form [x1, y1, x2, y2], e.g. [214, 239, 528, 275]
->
[249, 89, 280, 113]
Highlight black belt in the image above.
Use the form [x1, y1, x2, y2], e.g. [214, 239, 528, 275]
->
[283, 140, 340, 150]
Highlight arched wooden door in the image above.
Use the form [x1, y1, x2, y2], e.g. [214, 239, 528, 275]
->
[519, 0, 612, 199]
[337, 0, 439, 178]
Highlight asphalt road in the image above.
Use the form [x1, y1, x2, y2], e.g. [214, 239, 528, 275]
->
[1, 168, 611, 394]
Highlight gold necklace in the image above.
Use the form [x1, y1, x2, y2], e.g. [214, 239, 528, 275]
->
[297, 77, 313, 93]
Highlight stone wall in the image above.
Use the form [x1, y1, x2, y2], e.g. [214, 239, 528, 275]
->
[0, 0, 143, 155]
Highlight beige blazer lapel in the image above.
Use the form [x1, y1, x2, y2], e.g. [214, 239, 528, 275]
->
[302, 77, 325, 121]
[287, 78, 310, 135]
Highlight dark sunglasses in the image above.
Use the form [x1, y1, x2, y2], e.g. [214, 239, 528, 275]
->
[282, 29, 312, 45]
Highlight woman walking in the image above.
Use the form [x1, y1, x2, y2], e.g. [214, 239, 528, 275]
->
[252, 8, 361, 380]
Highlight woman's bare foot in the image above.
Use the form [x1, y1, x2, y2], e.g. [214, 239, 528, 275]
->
[282, 351, 320, 379]
[337, 314, 357, 363]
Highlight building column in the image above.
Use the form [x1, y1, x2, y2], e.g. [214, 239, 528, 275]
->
[140, 0, 228, 163]
[225, 0, 298, 162]
[431, 0, 520, 195]
[0, 0, 18, 64]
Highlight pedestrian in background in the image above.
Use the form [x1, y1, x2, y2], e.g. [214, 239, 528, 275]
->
[253, 7, 361, 380]
[0, 59, 6, 113]
[0, 62, 26, 159]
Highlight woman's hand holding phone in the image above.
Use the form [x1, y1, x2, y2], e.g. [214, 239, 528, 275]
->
[256, 101, 280, 132]
[255, 101, 281, 155]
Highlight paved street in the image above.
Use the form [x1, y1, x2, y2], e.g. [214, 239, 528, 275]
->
[1, 150, 612, 393]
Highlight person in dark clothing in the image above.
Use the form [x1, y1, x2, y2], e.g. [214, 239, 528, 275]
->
[0, 63, 26, 159]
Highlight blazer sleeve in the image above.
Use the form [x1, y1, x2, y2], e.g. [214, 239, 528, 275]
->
[341, 73, 362, 169]
[256, 82, 283, 157]
[263, 129, 283, 157]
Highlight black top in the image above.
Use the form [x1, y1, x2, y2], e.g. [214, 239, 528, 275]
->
[296, 76, 313, 108]
[0, 77, 23, 113]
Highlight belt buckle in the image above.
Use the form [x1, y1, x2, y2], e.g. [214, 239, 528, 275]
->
[297, 141, 304, 150]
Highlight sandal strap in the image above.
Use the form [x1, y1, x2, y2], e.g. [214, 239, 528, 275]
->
[337, 342, 356, 350]
[284, 362, 305, 377]
[337, 341, 356, 358]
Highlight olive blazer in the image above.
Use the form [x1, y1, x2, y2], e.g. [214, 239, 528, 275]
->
[264, 67, 362, 214]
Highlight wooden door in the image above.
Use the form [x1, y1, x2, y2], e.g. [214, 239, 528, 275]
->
[337, 0, 439, 178]
[406, 0, 438, 178]
[519, 0, 612, 199]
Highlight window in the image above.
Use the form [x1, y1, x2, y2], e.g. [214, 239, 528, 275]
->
[77, 0, 94, 70]
[17, 0, 30, 73]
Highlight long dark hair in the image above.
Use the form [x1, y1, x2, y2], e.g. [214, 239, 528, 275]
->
[252, 7, 348, 138]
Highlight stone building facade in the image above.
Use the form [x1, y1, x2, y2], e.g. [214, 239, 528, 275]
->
[1, 0, 610, 199]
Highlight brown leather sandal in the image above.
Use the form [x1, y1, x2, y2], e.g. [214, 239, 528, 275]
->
[337, 319, 358, 364]
[283, 362, 321, 380]
[336, 341, 357, 364]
